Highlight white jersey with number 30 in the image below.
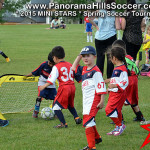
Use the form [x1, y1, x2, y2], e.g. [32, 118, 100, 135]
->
[47, 61, 74, 86]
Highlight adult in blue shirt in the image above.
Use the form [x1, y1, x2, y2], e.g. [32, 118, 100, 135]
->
[89, 0, 121, 78]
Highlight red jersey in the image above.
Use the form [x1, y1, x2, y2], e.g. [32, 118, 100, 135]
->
[84, 16, 90, 23]
[47, 61, 74, 87]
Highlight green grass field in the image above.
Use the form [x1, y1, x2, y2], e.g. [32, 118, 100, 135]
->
[0, 24, 150, 150]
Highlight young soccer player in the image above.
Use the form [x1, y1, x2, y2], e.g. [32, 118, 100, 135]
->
[25, 52, 57, 118]
[112, 40, 145, 122]
[105, 46, 129, 136]
[0, 112, 9, 127]
[84, 16, 93, 42]
[39, 46, 82, 128]
[0, 50, 10, 62]
[72, 46, 106, 150]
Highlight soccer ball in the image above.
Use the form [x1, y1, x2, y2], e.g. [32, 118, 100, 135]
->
[41, 107, 55, 119]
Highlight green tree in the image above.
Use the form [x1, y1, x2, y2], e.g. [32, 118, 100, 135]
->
[0, 0, 30, 23]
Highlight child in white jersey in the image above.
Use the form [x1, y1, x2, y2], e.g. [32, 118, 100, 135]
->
[72, 46, 106, 150]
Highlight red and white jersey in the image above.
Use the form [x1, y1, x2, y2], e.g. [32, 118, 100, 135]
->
[47, 61, 74, 87]
[109, 65, 129, 92]
[74, 65, 106, 115]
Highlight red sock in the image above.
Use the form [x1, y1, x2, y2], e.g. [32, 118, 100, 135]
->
[118, 112, 123, 123]
[85, 127, 95, 149]
[110, 117, 122, 126]
[93, 126, 100, 139]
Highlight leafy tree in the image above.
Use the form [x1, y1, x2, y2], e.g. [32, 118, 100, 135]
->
[0, 0, 30, 23]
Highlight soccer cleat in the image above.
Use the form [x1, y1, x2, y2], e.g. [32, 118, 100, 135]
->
[75, 117, 82, 124]
[113, 124, 126, 136]
[0, 119, 9, 127]
[32, 110, 39, 118]
[95, 137, 102, 144]
[6, 57, 10, 62]
[53, 123, 68, 128]
[133, 117, 145, 122]
[80, 146, 96, 150]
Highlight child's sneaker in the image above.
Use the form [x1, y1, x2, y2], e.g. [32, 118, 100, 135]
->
[80, 146, 96, 150]
[113, 124, 126, 136]
[0, 119, 9, 127]
[53, 123, 68, 128]
[95, 137, 102, 144]
[75, 117, 82, 124]
[32, 110, 39, 118]
[6, 57, 10, 62]
[107, 127, 117, 135]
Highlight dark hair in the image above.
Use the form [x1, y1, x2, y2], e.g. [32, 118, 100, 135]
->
[48, 51, 55, 64]
[110, 46, 131, 76]
[51, 46, 65, 59]
[112, 40, 126, 50]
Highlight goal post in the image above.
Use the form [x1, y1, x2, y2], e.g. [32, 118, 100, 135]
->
[0, 74, 53, 114]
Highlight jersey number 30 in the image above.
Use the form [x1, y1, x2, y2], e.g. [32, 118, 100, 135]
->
[61, 67, 73, 82]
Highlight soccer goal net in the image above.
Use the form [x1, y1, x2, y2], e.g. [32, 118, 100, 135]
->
[0, 74, 53, 114]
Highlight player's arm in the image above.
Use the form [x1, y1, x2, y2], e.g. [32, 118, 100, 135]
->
[39, 82, 51, 91]
[72, 55, 82, 71]
[143, 35, 150, 44]
[104, 78, 110, 84]
[84, 21, 86, 29]
[97, 94, 105, 109]
[109, 72, 129, 91]
[89, 18, 99, 31]
[25, 73, 33, 77]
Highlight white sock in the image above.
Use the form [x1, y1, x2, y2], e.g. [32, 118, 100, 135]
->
[87, 35, 89, 42]
[90, 36, 93, 42]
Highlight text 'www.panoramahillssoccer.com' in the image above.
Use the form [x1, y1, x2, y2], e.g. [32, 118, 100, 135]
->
[16, 2, 150, 18]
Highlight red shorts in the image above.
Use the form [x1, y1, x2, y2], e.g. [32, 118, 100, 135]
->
[53, 84, 75, 109]
[83, 95, 101, 127]
[125, 75, 138, 105]
[105, 91, 126, 117]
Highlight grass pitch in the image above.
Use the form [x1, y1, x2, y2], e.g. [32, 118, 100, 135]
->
[0, 24, 150, 150]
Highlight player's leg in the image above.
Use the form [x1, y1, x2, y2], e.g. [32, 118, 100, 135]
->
[87, 32, 90, 42]
[32, 97, 42, 118]
[0, 50, 10, 62]
[53, 87, 68, 128]
[68, 85, 82, 124]
[105, 92, 126, 136]
[0, 112, 9, 127]
[90, 32, 93, 43]
[145, 50, 149, 64]
[132, 104, 145, 121]
[81, 116, 99, 150]
[89, 23, 93, 42]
